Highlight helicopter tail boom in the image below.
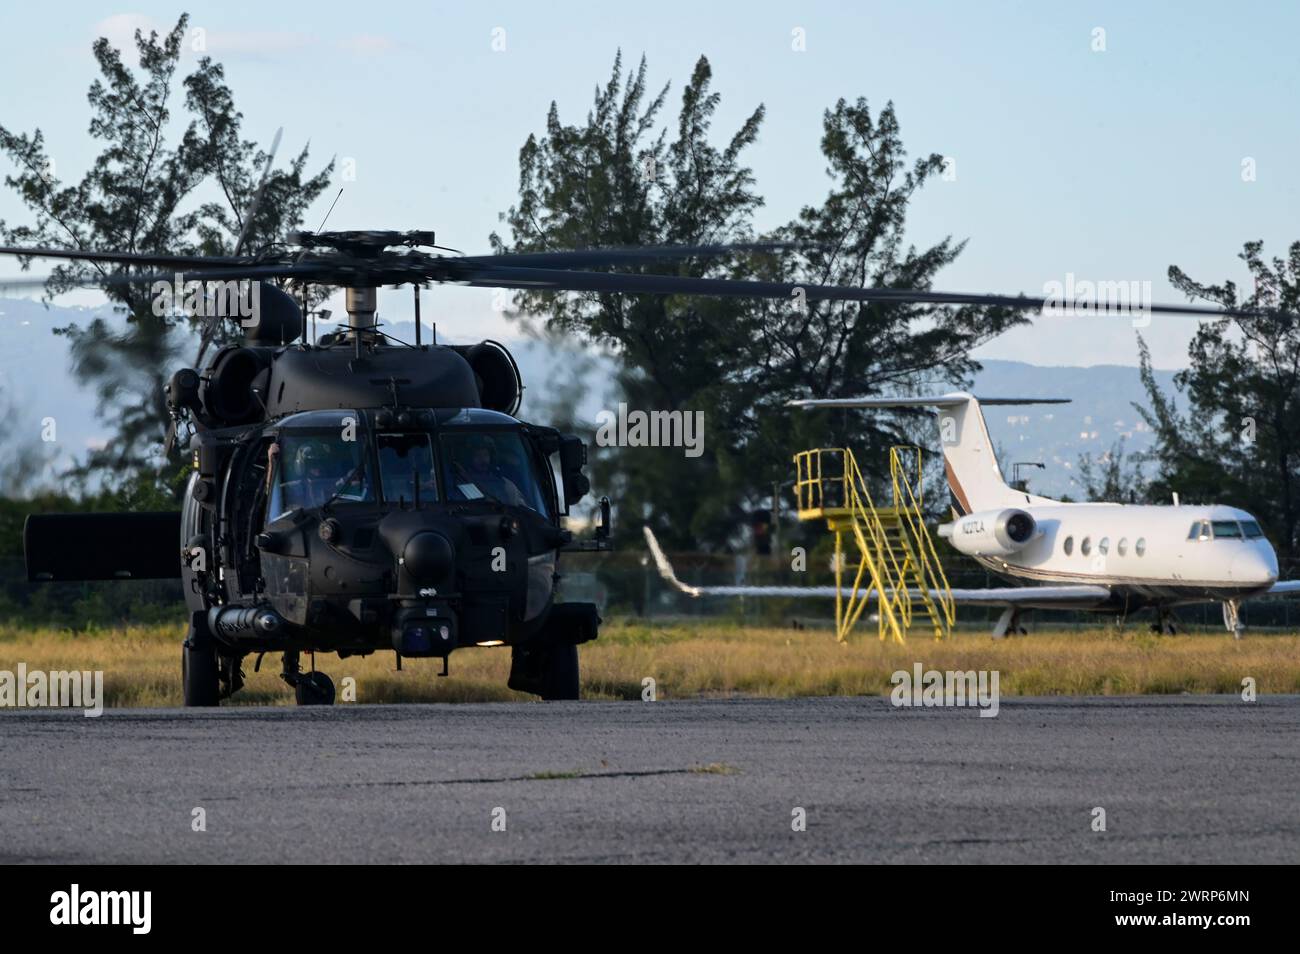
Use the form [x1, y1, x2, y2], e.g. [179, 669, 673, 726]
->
[24, 512, 182, 582]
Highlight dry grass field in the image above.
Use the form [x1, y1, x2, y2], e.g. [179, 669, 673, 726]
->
[1, 617, 1297, 707]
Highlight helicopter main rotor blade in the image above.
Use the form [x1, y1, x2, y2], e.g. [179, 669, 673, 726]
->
[0, 263, 331, 298]
[457, 242, 805, 271]
[94, 263, 329, 286]
[0, 240, 1279, 321]
[234, 127, 283, 256]
[0, 268, 275, 293]
[0, 274, 67, 292]
[446, 263, 1270, 319]
[0, 244, 249, 269]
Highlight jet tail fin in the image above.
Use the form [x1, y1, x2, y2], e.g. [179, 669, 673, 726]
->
[789, 392, 1070, 512]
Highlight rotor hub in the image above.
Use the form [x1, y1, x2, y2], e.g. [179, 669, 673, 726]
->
[345, 286, 378, 329]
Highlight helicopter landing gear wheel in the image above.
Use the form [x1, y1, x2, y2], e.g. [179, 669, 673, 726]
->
[540, 644, 579, 701]
[508, 642, 580, 701]
[182, 632, 221, 707]
[295, 671, 336, 706]
[281, 650, 336, 706]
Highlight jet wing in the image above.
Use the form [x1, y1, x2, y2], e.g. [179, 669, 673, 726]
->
[944, 585, 1113, 609]
[642, 528, 1112, 608]
[1263, 580, 1300, 595]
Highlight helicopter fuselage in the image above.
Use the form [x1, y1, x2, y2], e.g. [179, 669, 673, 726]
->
[25, 306, 605, 703]
[183, 403, 593, 659]
[174, 327, 602, 681]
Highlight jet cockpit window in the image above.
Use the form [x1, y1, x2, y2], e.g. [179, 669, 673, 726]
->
[1189, 520, 1211, 541]
[378, 432, 437, 503]
[267, 433, 373, 521]
[440, 430, 550, 517]
[1211, 520, 1243, 539]
[1241, 520, 1265, 539]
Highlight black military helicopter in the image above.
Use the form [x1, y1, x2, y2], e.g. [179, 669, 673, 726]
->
[0, 225, 1266, 707]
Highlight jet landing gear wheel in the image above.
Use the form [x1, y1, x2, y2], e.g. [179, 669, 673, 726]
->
[1151, 609, 1179, 635]
[182, 633, 221, 707]
[508, 643, 580, 701]
[1222, 600, 1245, 640]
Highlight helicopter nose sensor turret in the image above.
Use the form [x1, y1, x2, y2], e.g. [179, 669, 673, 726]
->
[402, 531, 455, 585]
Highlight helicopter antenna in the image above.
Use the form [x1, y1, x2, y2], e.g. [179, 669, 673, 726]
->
[367, 325, 414, 348]
[413, 284, 421, 347]
[300, 283, 310, 349]
[315, 188, 343, 234]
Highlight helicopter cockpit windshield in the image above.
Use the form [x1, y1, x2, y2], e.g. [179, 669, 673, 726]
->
[441, 429, 550, 517]
[267, 414, 374, 520]
[377, 432, 437, 502]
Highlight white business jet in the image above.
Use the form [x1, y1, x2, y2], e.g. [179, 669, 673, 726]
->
[644, 392, 1300, 636]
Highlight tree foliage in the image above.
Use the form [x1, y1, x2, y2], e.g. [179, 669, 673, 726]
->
[494, 53, 1026, 549]
[1136, 241, 1300, 563]
[0, 14, 332, 495]
[1076, 438, 1149, 503]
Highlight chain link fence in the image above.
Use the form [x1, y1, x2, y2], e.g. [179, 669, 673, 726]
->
[3, 552, 1298, 631]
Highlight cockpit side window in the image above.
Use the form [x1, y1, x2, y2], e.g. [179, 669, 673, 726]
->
[1241, 520, 1265, 539]
[1189, 520, 1211, 542]
[440, 430, 551, 517]
[267, 433, 373, 521]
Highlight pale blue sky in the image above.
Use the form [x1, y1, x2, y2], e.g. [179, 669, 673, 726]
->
[0, 1, 1296, 368]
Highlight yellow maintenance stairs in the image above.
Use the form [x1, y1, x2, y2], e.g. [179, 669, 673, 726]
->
[792, 446, 955, 644]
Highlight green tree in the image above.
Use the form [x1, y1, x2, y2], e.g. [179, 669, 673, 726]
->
[494, 54, 1025, 549]
[0, 13, 332, 497]
[1135, 240, 1300, 564]
[1076, 438, 1149, 503]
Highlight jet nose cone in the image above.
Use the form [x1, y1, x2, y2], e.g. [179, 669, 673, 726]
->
[1231, 548, 1278, 587]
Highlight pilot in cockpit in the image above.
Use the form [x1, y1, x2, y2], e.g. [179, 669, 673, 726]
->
[270, 438, 358, 512]
[449, 434, 525, 507]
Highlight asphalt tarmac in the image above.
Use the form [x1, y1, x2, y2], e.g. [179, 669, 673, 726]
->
[1, 695, 1296, 863]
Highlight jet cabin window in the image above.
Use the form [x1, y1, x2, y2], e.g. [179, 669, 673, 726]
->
[441, 430, 550, 517]
[267, 434, 373, 521]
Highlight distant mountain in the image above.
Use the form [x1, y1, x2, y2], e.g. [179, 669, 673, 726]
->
[970, 359, 1177, 498]
[0, 297, 1176, 498]
[0, 298, 149, 489]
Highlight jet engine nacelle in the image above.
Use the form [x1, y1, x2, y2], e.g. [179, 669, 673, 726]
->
[941, 508, 1037, 557]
